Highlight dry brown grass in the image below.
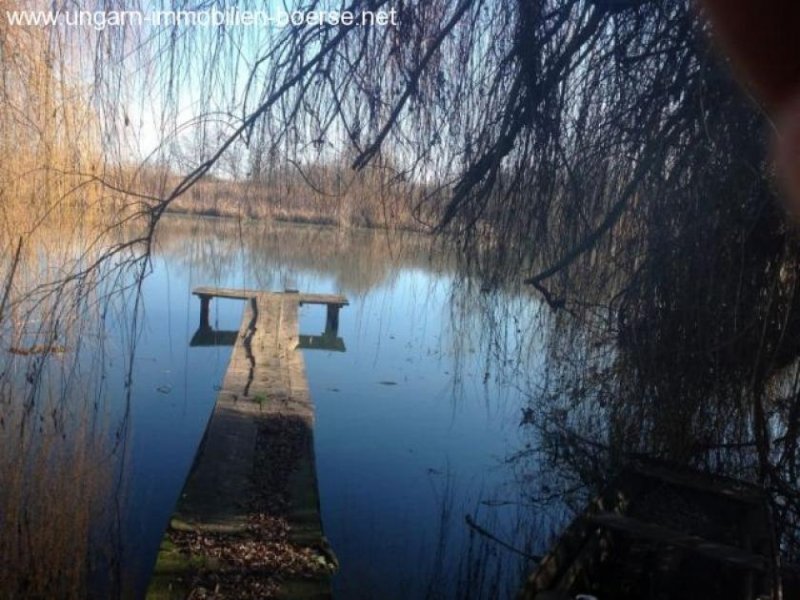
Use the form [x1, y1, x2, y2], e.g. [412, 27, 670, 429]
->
[0, 0, 147, 309]
[0, 6, 132, 597]
[131, 162, 433, 231]
[0, 395, 116, 599]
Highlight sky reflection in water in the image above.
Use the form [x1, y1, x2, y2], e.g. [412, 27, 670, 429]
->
[114, 216, 551, 598]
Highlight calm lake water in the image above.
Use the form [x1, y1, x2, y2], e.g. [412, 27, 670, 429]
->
[102, 215, 561, 598]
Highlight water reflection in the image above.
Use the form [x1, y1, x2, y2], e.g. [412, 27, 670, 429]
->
[7, 212, 797, 599]
[140, 215, 550, 598]
[0, 254, 135, 598]
[501, 280, 800, 596]
[152, 216, 442, 297]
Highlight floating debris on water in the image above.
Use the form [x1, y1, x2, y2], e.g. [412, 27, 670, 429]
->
[9, 344, 66, 356]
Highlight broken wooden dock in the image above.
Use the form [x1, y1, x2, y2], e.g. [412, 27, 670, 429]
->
[147, 288, 348, 599]
[519, 458, 786, 600]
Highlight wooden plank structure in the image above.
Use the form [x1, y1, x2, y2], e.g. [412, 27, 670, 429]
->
[193, 287, 347, 336]
[519, 459, 794, 600]
[147, 288, 348, 599]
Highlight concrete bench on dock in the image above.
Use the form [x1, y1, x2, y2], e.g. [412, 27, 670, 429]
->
[148, 288, 348, 599]
[190, 288, 348, 352]
[193, 287, 348, 334]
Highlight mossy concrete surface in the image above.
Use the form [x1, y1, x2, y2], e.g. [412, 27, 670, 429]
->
[146, 292, 343, 599]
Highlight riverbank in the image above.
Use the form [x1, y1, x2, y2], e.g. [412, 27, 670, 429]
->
[161, 196, 428, 233]
[136, 164, 434, 233]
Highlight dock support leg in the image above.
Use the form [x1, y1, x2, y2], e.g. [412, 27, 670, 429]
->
[199, 295, 212, 330]
[325, 305, 340, 335]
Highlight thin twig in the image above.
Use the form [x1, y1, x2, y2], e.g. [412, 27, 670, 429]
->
[0, 237, 23, 325]
[464, 514, 542, 561]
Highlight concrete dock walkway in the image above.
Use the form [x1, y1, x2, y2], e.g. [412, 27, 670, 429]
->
[147, 289, 347, 599]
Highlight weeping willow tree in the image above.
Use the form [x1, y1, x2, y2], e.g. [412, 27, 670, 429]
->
[74, 0, 798, 557]
[5, 0, 800, 586]
[0, 3, 147, 596]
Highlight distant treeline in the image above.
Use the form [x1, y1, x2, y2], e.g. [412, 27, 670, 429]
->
[131, 161, 440, 231]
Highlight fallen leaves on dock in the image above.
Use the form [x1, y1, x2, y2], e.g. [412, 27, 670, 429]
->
[161, 414, 335, 599]
[169, 514, 333, 599]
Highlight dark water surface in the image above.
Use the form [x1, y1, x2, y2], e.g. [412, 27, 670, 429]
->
[112, 215, 556, 598]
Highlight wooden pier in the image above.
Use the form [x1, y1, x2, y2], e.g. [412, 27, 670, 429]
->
[519, 459, 787, 600]
[148, 288, 347, 599]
